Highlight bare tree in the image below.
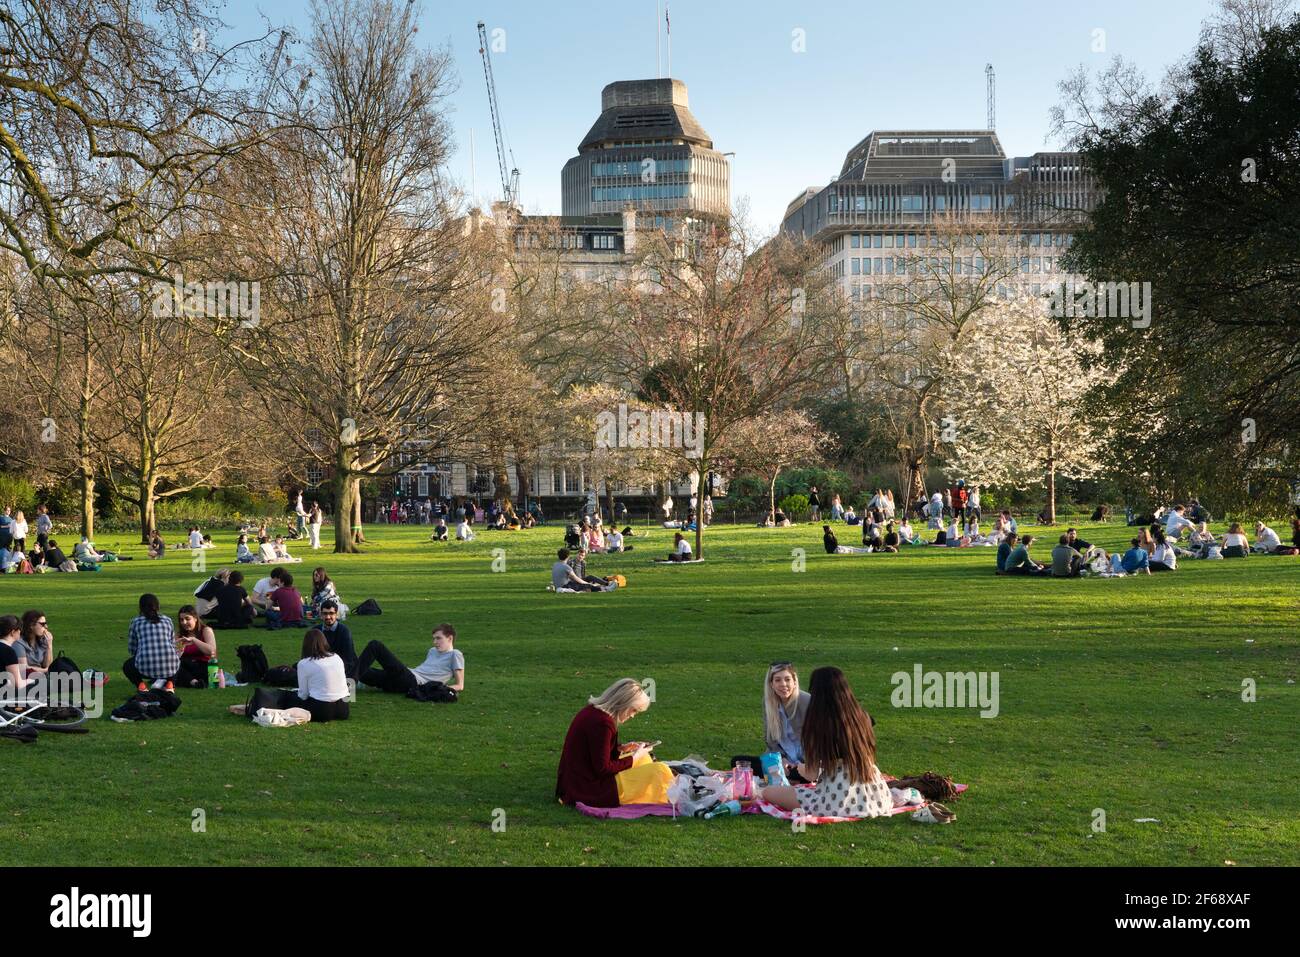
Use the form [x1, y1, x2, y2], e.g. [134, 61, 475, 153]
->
[609, 219, 837, 558]
[218, 0, 502, 552]
[726, 411, 832, 521]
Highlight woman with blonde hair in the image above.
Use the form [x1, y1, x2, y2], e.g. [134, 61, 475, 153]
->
[556, 678, 673, 808]
[731, 661, 811, 783]
[759, 667, 895, 819]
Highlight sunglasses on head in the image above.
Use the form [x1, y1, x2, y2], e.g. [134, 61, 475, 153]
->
[769, 661, 793, 671]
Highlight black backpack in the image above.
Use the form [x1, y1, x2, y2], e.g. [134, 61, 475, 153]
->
[354, 598, 382, 616]
[405, 680, 458, 704]
[263, 664, 297, 687]
[235, 645, 269, 683]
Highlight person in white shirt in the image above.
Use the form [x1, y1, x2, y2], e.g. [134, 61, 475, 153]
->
[605, 528, 626, 553]
[456, 519, 474, 541]
[968, 485, 982, 521]
[1150, 530, 1178, 571]
[308, 502, 323, 549]
[188, 527, 204, 550]
[1164, 505, 1195, 540]
[669, 531, 693, 562]
[1221, 522, 1250, 558]
[944, 518, 962, 547]
[229, 629, 350, 722]
[927, 491, 944, 528]
[273, 536, 300, 562]
[256, 538, 278, 563]
[249, 568, 286, 614]
[1253, 521, 1282, 554]
[898, 519, 916, 544]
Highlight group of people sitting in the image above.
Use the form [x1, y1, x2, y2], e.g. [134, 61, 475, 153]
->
[556, 663, 923, 821]
[562, 515, 633, 554]
[0, 505, 121, 574]
[234, 532, 300, 564]
[551, 547, 622, 591]
[189, 565, 347, 631]
[0, 609, 95, 696]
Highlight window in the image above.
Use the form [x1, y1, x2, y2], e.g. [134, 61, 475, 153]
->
[908, 234, 917, 248]
[883, 234, 894, 248]
[306, 463, 324, 488]
[885, 258, 894, 275]
[895, 234, 904, 248]
[854, 195, 866, 211]
[566, 469, 582, 494]
[851, 258, 860, 275]
[872, 234, 882, 248]
[874, 257, 882, 274]
[851, 234, 860, 248]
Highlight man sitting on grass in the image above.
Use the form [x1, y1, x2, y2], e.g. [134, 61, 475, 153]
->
[568, 547, 613, 588]
[1050, 534, 1083, 578]
[1004, 534, 1050, 576]
[264, 571, 306, 630]
[356, 624, 464, 695]
[552, 548, 605, 592]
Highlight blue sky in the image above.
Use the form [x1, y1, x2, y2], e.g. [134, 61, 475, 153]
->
[221, 0, 1217, 232]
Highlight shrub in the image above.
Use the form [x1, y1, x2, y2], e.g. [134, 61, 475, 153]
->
[0, 473, 37, 512]
[778, 493, 809, 520]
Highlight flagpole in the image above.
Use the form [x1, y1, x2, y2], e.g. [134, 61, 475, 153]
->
[666, 4, 672, 77]
[656, 0, 661, 77]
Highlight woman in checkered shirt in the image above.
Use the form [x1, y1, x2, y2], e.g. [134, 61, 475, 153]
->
[123, 593, 180, 691]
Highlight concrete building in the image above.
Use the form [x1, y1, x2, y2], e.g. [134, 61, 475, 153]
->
[561, 78, 730, 222]
[781, 130, 1095, 302]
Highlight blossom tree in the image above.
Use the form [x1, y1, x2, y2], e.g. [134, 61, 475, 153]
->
[938, 296, 1107, 523]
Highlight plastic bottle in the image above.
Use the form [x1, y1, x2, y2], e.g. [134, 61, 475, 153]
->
[703, 800, 742, 819]
[732, 760, 754, 801]
[207, 659, 219, 687]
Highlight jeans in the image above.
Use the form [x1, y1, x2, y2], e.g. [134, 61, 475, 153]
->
[356, 640, 418, 694]
[123, 657, 179, 687]
[265, 607, 304, 630]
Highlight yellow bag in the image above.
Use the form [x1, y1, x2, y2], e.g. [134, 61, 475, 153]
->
[611, 574, 627, 588]
[616, 753, 673, 804]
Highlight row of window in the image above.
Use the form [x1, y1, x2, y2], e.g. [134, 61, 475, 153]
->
[592, 184, 690, 202]
[591, 159, 691, 177]
[846, 255, 1061, 276]
[829, 192, 1006, 213]
[847, 232, 1070, 249]
[848, 282, 1056, 300]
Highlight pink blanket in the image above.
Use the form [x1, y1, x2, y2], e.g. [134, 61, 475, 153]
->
[576, 783, 967, 824]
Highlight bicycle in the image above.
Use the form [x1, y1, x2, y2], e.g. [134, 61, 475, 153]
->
[0, 698, 89, 734]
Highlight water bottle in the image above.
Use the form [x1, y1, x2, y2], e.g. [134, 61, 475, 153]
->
[207, 659, 219, 687]
[703, 800, 742, 819]
[732, 760, 754, 801]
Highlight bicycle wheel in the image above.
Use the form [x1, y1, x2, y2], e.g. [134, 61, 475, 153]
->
[0, 705, 88, 733]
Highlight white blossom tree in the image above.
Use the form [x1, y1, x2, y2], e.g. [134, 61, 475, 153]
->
[938, 296, 1106, 523]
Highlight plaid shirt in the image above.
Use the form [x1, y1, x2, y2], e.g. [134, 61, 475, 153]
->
[128, 614, 179, 680]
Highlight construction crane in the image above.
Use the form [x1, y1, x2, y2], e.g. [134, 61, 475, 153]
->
[255, 30, 290, 124]
[985, 63, 996, 131]
[477, 21, 519, 208]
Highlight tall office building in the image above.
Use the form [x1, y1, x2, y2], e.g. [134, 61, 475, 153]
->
[781, 130, 1095, 300]
[561, 78, 730, 221]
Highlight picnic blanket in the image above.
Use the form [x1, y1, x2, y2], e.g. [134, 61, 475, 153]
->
[576, 782, 968, 824]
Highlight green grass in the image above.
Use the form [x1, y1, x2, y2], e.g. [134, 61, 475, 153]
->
[4, 521, 1298, 866]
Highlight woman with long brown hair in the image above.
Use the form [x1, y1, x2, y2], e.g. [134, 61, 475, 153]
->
[759, 667, 893, 818]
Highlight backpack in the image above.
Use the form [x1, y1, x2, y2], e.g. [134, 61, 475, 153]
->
[263, 664, 297, 687]
[235, 644, 269, 683]
[244, 686, 283, 721]
[405, 680, 458, 704]
[353, 598, 382, 616]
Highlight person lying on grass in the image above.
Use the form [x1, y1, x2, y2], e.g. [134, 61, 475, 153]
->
[758, 667, 894, 819]
[356, 624, 463, 695]
[731, 661, 812, 785]
[556, 677, 673, 808]
[823, 525, 868, 555]
[228, 628, 351, 723]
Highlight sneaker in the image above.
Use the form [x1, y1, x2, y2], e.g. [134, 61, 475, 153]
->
[911, 802, 956, 824]
[164, 681, 175, 693]
[137, 681, 149, 693]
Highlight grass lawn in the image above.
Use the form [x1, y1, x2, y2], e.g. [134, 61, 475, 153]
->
[3, 520, 1297, 867]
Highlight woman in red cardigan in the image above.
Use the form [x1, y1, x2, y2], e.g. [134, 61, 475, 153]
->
[556, 678, 674, 807]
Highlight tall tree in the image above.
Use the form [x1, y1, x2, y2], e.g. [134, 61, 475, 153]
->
[220, 0, 502, 552]
[610, 219, 836, 558]
[938, 296, 1106, 523]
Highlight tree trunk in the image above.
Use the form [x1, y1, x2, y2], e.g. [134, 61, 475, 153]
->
[493, 459, 512, 508]
[333, 447, 359, 553]
[514, 449, 533, 511]
[139, 476, 157, 544]
[78, 331, 95, 540]
[351, 477, 366, 544]
[605, 477, 615, 524]
[1045, 453, 1057, 526]
[769, 472, 779, 521]
[694, 460, 707, 559]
